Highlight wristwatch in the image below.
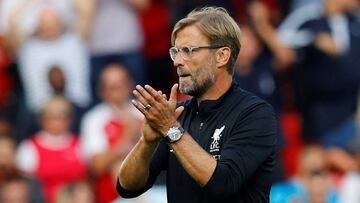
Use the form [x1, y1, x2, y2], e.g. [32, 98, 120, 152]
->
[165, 127, 185, 143]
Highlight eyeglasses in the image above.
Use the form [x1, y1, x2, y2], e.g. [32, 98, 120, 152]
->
[169, 45, 224, 61]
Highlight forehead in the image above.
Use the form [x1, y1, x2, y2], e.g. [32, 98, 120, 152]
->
[102, 68, 129, 85]
[174, 25, 209, 46]
[42, 100, 71, 115]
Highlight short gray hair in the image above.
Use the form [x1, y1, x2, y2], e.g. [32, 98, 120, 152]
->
[171, 7, 242, 74]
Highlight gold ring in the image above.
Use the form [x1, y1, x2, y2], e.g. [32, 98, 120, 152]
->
[144, 104, 152, 110]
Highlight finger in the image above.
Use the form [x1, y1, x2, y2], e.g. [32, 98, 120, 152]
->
[144, 85, 165, 102]
[135, 85, 155, 105]
[175, 106, 184, 119]
[131, 99, 148, 116]
[133, 89, 151, 107]
[158, 90, 167, 100]
[169, 84, 178, 104]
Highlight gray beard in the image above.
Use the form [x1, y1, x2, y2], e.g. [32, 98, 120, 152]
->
[179, 60, 216, 98]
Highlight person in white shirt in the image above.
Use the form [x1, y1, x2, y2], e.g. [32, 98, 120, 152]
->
[80, 64, 142, 203]
[2, 0, 92, 112]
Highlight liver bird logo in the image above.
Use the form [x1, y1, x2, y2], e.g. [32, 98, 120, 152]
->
[212, 125, 225, 142]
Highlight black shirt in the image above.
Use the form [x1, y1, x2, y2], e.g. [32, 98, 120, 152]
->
[117, 82, 278, 203]
[297, 16, 359, 141]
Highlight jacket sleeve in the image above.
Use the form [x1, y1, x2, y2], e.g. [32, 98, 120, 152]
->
[116, 140, 169, 198]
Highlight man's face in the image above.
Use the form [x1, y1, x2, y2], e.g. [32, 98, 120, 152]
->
[173, 25, 217, 97]
[101, 66, 132, 105]
[0, 180, 30, 203]
[41, 104, 71, 135]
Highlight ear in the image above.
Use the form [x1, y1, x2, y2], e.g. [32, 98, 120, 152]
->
[215, 47, 231, 68]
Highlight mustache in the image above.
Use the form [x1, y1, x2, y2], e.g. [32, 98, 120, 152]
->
[177, 68, 191, 76]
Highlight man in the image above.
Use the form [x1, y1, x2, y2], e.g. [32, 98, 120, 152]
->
[80, 64, 142, 203]
[270, 145, 338, 203]
[0, 135, 44, 203]
[87, 0, 149, 104]
[249, 0, 360, 149]
[117, 7, 278, 203]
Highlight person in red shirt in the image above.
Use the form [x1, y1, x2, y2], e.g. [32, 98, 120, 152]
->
[80, 64, 142, 203]
[16, 96, 87, 203]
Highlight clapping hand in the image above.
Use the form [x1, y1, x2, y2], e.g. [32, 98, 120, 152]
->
[132, 84, 184, 143]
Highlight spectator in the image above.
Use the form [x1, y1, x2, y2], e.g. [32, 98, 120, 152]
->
[234, 25, 281, 114]
[80, 64, 142, 203]
[2, 0, 91, 111]
[270, 145, 338, 203]
[16, 96, 87, 203]
[0, 135, 44, 203]
[87, 0, 150, 104]
[249, 0, 360, 149]
[47, 65, 85, 133]
[0, 175, 31, 203]
[2, 0, 92, 141]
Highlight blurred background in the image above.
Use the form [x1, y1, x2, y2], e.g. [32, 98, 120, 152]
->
[0, 0, 359, 202]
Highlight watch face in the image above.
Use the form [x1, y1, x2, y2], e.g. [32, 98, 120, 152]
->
[167, 127, 183, 142]
[169, 131, 180, 140]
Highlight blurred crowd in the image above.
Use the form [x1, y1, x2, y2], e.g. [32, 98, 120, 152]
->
[0, 0, 359, 203]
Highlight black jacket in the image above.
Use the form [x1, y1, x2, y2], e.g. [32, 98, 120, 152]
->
[117, 82, 278, 203]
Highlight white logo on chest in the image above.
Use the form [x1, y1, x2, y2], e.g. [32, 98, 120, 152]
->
[210, 125, 225, 153]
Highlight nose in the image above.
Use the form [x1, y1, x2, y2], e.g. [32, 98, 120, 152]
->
[173, 53, 185, 67]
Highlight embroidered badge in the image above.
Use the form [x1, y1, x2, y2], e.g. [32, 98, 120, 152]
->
[210, 125, 225, 153]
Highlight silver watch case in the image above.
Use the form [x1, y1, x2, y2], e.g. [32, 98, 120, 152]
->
[165, 127, 185, 143]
